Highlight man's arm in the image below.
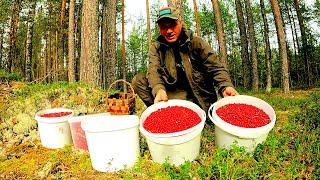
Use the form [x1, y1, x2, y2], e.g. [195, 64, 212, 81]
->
[147, 43, 168, 101]
[195, 37, 238, 97]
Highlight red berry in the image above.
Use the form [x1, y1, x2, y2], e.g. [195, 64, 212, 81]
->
[143, 106, 201, 133]
[40, 112, 72, 118]
[216, 104, 271, 128]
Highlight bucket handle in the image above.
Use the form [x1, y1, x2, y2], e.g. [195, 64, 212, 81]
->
[106, 79, 136, 100]
[208, 102, 217, 123]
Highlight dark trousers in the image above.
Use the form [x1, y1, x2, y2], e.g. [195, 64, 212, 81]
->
[132, 73, 192, 107]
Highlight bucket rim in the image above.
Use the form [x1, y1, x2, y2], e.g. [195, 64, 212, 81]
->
[35, 108, 74, 124]
[208, 95, 276, 138]
[81, 115, 139, 133]
[139, 99, 206, 138]
[68, 113, 111, 123]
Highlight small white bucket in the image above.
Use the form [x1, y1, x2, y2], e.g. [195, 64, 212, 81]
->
[68, 113, 111, 151]
[140, 99, 206, 166]
[35, 108, 74, 149]
[81, 114, 140, 172]
[208, 95, 276, 152]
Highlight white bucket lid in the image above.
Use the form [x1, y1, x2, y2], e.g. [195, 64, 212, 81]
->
[81, 115, 139, 133]
[35, 108, 74, 124]
[139, 99, 206, 138]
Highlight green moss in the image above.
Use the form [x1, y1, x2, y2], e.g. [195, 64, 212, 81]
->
[1, 83, 319, 178]
[12, 113, 37, 134]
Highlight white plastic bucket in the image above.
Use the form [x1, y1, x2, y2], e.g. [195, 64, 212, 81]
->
[35, 108, 74, 149]
[81, 114, 140, 172]
[68, 113, 111, 151]
[140, 99, 206, 166]
[208, 95, 276, 152]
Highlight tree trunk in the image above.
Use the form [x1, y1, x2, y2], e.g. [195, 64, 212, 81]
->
[43, 33, 48, 81]
[244, 0, 259, 91]
[75, 1, 82, 81]
[146, 0, 152, 48]
[230, 28, 237, 86]
[7, 0, 22, 73]
[235, 0, 251, 89]
[80, 0, 100, 86]
[101, 1, 107, 89]
[293, 0, 311, 86]
[289, 6, 301, 58]
[53, 30, 58, 81]
[285, 2, 299, 83]
[100, 1, 106, 88]
[0, 28, 3, 68]
[167, 0, 183, 19]
[68, 0, 76, 82]
[25, 2, 36, 82]
[46, 1, 53, 83]
[193, 0, 201, 36]
[260, 0, 272, 92]
[121, 0, 126, 83]
[211, 0, 228, 67]
[60, 0, 67, 26]
[270, 0, 290, 93]
[55, 1, 64, 82]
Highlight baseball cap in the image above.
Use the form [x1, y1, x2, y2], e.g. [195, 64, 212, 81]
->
[156, 7, 179, 23]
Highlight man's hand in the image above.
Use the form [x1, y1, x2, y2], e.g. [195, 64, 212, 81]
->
[154, 89, 168, 103]
[222, 87, 239, 97]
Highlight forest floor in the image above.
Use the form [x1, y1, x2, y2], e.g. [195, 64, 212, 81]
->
[0, 81, 319, 179]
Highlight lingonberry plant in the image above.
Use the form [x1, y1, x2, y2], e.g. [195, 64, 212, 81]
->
[143, 106, 201, 133]
[216, 103, 271, 128]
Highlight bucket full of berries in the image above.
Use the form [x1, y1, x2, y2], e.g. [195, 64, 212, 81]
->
[139, 99, 206, 165]
[208, 95, 276, 152]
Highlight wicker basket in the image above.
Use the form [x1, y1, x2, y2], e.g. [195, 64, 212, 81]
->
[106, 79, 136, 115]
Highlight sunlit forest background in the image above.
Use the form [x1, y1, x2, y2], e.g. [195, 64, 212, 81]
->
[0, 0, 319, 92]
[0, 0, 320, 178]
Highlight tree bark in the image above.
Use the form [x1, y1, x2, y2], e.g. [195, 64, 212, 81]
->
[47, 1, 53, 83]
[60, 0, 67, 26]
[0, 28, 3, 68]
[193, 0, 201, 36]
[260, 0, 272, 92]
[270, 0, 290, 93]
[167, 0, 183, 19]
[7, 0, 22, 73]
[285, 2, 299, 83]
[235, 0, 251, 89]
[68, 0, 76, 82]
[75, 1, 82, 81]
[101, 0, 117, 88]
[121, 0, 126, 83]
[293, 0, 311, 86]
[146, 0, 152, 48]
[25, 2, 36, 82]
[289, 6, 301, 58]
[211, 0, 228, 67]
[244, 0, 259, 91]
[80, 0, 100, 86]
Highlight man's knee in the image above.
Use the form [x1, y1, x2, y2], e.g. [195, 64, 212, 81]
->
[132, 72, 148, 91]
[132, 72, 154, 107]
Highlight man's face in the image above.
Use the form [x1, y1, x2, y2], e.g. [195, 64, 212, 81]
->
[158, 18, 182, 43]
